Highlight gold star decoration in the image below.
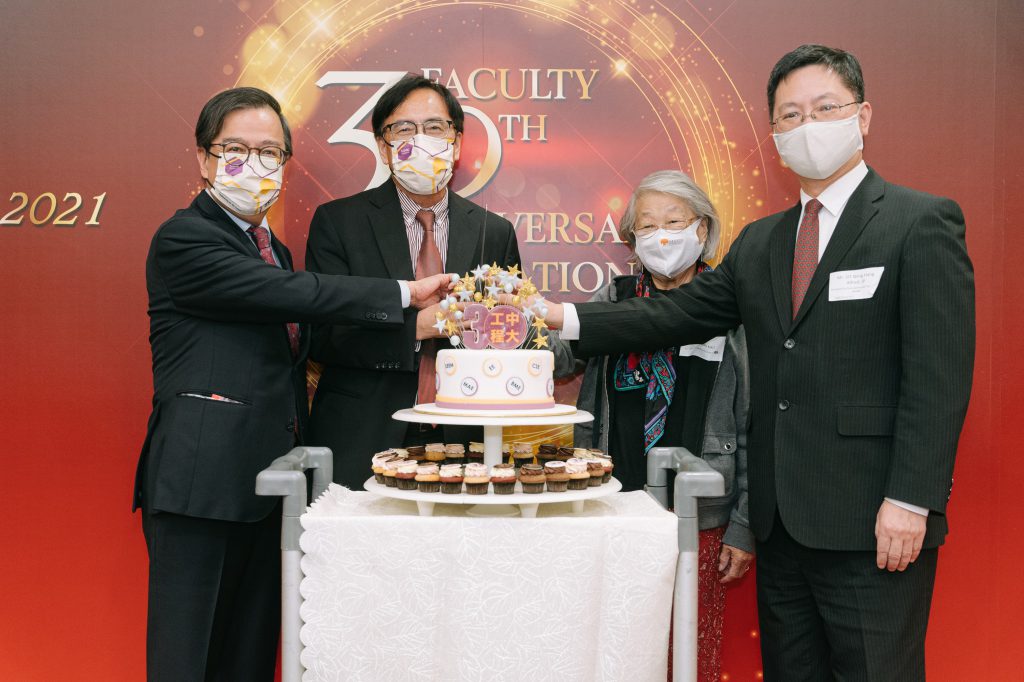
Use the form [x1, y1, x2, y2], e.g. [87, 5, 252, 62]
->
[532, 316, 548, 331]
[435, 311, 445, 320]
[445, 319, 458, 335]
[489, 262, 501, 276]
[507, 264, 521, 277]
[483, 296, 497, 309]
[461, 274, 476, 290]
[532, 333, 549, 349]
[474, 292, 483, 302]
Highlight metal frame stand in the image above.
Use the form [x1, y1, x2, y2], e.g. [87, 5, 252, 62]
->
[255, 446, 333, 682]
[646, 447, 725, 682]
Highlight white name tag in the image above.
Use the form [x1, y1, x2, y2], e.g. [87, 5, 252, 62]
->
[829, 267, 884, 301]
[677, 336, 726, 362]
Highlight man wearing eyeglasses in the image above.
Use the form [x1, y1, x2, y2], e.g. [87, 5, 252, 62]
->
[542, 45, 974, 680]
[135, 87, 454, 682]
[305, 74, 520, 490]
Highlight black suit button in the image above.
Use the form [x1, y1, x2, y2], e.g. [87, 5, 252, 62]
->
[783, 338, 796, 349]
[365, 312, 373, 320]
[778, 400, 790, 411]
[723, 442, 733, 451]
[379, 312, 388, 321]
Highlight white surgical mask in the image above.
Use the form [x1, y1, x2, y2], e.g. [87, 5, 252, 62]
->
[773, 111, 863, 180]
[389, 134, 455, 195]
[207, 154, 283, 216]
[634, 218, 704, 279]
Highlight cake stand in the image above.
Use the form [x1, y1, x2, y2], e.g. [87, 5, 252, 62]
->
[367, 406, 619, 517]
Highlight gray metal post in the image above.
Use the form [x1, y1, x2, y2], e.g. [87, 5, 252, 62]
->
[256, 446, 334, 682]
[646, 447, 724, 682]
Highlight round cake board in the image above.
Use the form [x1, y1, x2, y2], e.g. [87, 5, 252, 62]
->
[411, 402, 578, 418]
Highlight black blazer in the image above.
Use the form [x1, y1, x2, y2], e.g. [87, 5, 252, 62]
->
[574, 169, 975, 551]
[305, 180, 521, 488]
[134, 191, 404, 522]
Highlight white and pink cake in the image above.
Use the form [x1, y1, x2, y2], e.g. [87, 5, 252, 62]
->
[434, 349, 555, 411]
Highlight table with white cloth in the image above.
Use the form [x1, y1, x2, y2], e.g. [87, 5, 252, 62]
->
[299, 485, 679, 682]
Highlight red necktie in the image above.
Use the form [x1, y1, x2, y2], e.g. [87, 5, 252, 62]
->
[415, 209, 441, 405]
[791, 199, 822, 319]
[248, 226, 300, 358]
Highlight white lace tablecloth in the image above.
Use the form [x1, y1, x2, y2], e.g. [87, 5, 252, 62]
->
[299, 485, 678, 682]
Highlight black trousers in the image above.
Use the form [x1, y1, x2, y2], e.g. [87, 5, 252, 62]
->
[756, 513, 937, 682]
[142, 508, 281, 682]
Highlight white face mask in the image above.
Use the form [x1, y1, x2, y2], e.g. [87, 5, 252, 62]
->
[389, 134, 455, 195]
[207, 154, 283, 216]
[773, 110, 863, 180]
[634, 218, 704, 279]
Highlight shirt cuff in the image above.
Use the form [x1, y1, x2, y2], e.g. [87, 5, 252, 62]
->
[561, 303, 581, 340]
[398, 280, 411, 308]
[885, 497, 929, 517]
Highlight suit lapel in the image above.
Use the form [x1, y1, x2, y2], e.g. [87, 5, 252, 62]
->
[768, 204, 802, 333]
[792, 170, 883, 327]
[368, 181, 416, 281]
[445, 192, 482, 275]
[195, 191, 262, 258]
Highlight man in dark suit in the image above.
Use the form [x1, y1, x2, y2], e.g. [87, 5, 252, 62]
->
[544, 45, 974, 680]
[306, 75, 520, 489]
[134, 87, 453, 682]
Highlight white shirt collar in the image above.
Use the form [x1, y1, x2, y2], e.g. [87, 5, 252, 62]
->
[799, 161, 868, 216]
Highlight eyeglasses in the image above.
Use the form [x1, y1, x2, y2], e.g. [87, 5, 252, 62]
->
[770, 102, 861, 132]
[207, 142, 289, 172]
[382, 119, 454, 141]
[634, 217, 701, 239]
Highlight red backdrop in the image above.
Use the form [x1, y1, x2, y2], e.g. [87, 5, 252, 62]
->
[2, 1, 1021, 679]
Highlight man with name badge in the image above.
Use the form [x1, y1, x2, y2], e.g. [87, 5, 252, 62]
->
[305, 74, 521, 489]
[134, 87, 452, 682]
[543, 45, 975, 681]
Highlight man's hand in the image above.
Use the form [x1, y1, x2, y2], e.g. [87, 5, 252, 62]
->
[543, 301, 564, 329]
[416, 305, 444, 340]
[407, 273, 454, 309]
[718, 544, 754, 584]
[875, 499, 927, 571]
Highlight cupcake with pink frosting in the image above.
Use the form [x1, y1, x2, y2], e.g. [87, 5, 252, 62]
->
[463, 462, 490, 495]
[565, 458, 591, 491]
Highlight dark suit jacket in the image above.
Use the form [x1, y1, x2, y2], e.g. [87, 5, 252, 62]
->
[134, 191, 404, 522]
[305, 180, 521, 488]
[574, 169, 975, 551]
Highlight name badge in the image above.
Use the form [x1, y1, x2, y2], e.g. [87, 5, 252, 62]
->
[677, 335, 726, 362]
[829, 267, 884, 301]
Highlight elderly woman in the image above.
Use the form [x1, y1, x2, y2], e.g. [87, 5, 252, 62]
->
[552, 170, 753, 682]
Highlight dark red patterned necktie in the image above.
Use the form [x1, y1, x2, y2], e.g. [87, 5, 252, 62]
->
[791, 199, 822, 319]
[248, 226, 300, 358]
[415, 209, 441, 405]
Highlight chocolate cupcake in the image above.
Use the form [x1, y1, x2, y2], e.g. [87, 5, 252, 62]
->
[444, 443, 466, 466]
[565, 458, 590, 490]
[502, 442, 511, 463]
[518, 463, 546, 494]
[406, 445, 426, 462]
[544, 461, 569, 492]
[463, 462, 490, 494]
[596, 455, 614, 484]
[439, 463, 464, 494]
[556, 446, 574, 462]
[467, 442, 485, 463]
[585, 460, 604, 487]
[395, 460, 419, 490]
[425, 442, 446, 464]
[511, 442, 534, 467]
[490, 463, 517, 494]
[537, 443, 559, 465]
[415, 463, 440, 493]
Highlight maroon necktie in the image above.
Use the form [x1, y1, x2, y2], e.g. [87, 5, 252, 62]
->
[415, 209, 441, 405]
[791, 199, 822, 319]
[248, 226, 300, 358]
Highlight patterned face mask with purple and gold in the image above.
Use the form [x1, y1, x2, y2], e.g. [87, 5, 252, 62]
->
[208, 153, 284, 216]
[389, 134, 455, 195]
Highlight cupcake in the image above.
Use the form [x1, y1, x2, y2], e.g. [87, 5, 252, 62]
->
[502, 442, 511, 463]
[425, 443, 446, 464]
[511, 442, 535, 467]
[596, 455, 614, 484]
[395, 460, 419, 490]
[585, 460, 604, 487]
[556, 446, 574, 462]
[371, 450, 396, 484]
[383, 458, 405, 487]
[439, 464, 464, 494]
[573, 448, 591, 459]
[463, 462, 490, 494]
[544, 461, 570, 492]
[588, 448, 605, 458]
[565, 458, 590, 490]
[537, 443, 559, 465]
[415, 463, 440, 493]
[490, 463, 517, 494]
[468, 442, 485, 463]
[406, 445, 426, 462]
[444, 443, 466, 466]
[518, 464, 546, 494]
